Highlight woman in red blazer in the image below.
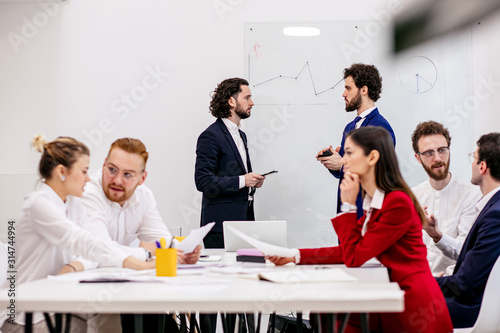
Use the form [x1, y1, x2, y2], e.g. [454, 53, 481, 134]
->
[269, 127, 453, 333]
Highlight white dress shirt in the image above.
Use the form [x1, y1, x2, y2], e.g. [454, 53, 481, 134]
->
[361, 188, 386, 236]
[222, 118, 248, 190]
[80, 171, 173, 263]
[12, 183, 129, 324]
[355, 107, 376, 129]
[475, 185, 500, 214]
[413, 174, 481, 275]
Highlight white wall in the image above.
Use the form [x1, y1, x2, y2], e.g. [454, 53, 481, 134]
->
[1, 0, 499, 245]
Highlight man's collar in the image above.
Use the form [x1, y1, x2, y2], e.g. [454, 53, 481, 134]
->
[476, 185, 500, 213]
[358, 106, 376, 119]
[222, 117, 241, 132]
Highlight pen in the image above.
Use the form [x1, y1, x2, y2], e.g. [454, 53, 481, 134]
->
[159, 237, 167, 249]
[155, 240, 162, 249]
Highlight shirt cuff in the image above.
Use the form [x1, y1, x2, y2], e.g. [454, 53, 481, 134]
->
[434, 233, 456, 258]
[127, 247, 149, 261]
[239, 175, 245, 189]
[292, 248, 300, 264]
[76, 256, 99, 270]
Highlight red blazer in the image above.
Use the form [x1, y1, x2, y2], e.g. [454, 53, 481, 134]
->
[300, 191, 453, 333]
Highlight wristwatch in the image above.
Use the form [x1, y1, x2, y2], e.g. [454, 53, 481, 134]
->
[144, 248, 152, 262]
[340, 202, 357, 213]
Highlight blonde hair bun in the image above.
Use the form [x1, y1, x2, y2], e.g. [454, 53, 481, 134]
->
[31, 134, 47, 153]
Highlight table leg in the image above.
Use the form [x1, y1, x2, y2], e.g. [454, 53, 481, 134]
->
[297, 312, 302, 333]
[269, 312, 276, 333]
[55, 314, 62, 332]
[339, 313, 350, 333]
[179, 314, 188, 333]
[326, 314, 336, 333]
[254, 313, 262, 333]
[190, 313, 196, 333]
[134, 314, 143, 333]
[360, 313, 369, 333]
[24, 313, 33, 333]
[157, 314, 165, 333]
[43, 313, 55, 333]
[64, 314, 72, 333]
[314, 314, 322, 333]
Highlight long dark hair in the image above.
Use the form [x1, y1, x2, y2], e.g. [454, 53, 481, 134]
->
[347, 126, 426, 225]
[209, 78, 249, 118]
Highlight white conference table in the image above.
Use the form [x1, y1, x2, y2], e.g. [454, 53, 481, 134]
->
[1, 250, 404, 332]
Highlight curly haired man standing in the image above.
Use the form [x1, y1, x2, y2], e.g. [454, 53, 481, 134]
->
[317, 63, 395, 217]
[195, 78, 265, 249]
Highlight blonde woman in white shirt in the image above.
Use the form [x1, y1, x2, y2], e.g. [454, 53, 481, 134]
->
[0, 135, 155, 333]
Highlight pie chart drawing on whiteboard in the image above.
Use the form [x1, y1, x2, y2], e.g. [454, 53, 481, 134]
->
[399, 56, 438, 94]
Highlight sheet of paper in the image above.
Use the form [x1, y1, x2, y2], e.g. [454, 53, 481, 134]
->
[48, 269, 165, 283]
[198, 255, 222, 262]
[258, 268, 358, 283]
[226, 225, 297, 257]
[176, 222, 215, 253]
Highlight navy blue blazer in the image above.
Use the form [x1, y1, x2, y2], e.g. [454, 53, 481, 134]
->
[436, 189, 500, 328]
[330, 108, 395, 217]
[195, 118, 252, 232]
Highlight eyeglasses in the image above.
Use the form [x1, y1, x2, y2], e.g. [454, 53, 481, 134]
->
[468, 152, 477, 164]
[417, 147, 450, 159]
[104, 164, 143, 181]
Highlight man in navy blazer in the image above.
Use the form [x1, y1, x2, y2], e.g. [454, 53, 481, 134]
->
[195, 78, 265, 249]
[436, 132, 500, 328]
[317, 63, 395, 217]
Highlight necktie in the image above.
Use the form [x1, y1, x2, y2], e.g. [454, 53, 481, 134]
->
[348, 116, 362, 133]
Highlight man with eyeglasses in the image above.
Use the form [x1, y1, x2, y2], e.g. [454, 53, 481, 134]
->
[411, 121, 481, 276]
[79, 138, 200, 332]
[81, 137, 200, 265]
[436, 132, 500, 328]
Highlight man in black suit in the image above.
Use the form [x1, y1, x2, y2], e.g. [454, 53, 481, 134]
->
[195, 77, 265, 249]
[195, 78, 264, 333]
[436, 132, 500, 328]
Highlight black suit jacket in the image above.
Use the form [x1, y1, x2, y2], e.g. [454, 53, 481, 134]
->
[195, 118, 252, 232]
[436, 189, 500, 328]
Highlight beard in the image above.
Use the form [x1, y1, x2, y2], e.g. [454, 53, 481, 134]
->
[345, 91, 362, 112]
[235, 102, 251, 119]
[103, 181, 139, 205]
[422, 159, 450, 181]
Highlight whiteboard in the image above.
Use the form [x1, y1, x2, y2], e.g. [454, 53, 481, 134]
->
[243, 21, 473, 248]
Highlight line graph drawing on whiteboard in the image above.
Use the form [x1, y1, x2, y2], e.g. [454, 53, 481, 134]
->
[252, 61, 344, 96]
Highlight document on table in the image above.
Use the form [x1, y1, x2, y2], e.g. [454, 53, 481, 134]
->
[177, 222, 215, 253]
[47, 269, 164, 283]
[226, 225, 296, 257]
[258, 268, 358, 283]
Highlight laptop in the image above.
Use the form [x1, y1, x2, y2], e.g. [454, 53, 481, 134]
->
[222, 220, 287, 252]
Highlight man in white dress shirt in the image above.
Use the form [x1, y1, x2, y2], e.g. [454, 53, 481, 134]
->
[411, 121, 481, 275]
[80, 138, 200, 332]
[81, 138, 200, 264]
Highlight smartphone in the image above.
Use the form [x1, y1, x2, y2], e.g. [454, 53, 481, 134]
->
[262, 170, 278, 176]
[318, 150, 333, 157]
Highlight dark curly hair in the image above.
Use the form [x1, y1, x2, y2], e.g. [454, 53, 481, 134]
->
[209, 78, 249, 118]
[343, 63, 382, 102]
[411, 121, 451, 154]
[477, 132, 500, 182]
